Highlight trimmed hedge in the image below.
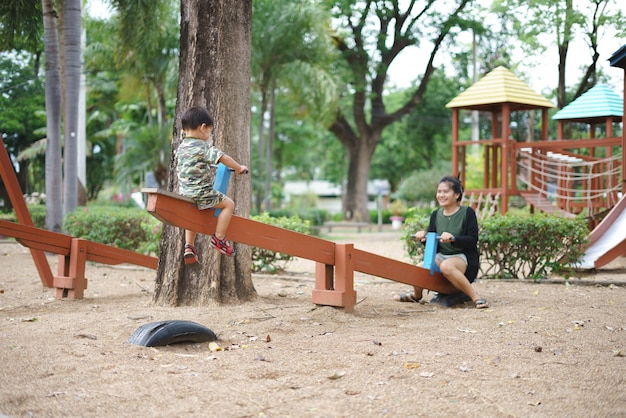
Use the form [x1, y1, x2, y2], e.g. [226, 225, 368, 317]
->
[249, 212, 315, 273]
[64, 206, 161, 256]
[479, 213, 588, 280]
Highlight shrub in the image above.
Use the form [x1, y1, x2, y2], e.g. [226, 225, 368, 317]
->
[27, 204, 47, 228]
[267, 208, 329, 226]
[250, 212, 314, 273]
[400, 207, 433, 263]
[479, 213, 588, 280]
[64, 206, 161, 255]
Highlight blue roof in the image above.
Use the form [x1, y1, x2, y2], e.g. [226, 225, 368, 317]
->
[552, 84, 623, 121]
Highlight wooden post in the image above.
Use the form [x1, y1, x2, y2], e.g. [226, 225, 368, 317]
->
[311, 244, 357, 312]
[501, 104, 510, 214]
[54, 238, 88, 299]
[0, 137, 53, 287]
[451, 108, 459, 177]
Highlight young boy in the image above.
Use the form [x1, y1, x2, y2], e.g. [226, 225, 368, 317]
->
[176, 106, 249, 264]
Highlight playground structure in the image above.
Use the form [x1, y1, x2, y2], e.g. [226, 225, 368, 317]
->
[447, 54, 626, 269]
[446, 66, 624, 221]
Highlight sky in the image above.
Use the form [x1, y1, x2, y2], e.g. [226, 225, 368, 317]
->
[387, 19, 625, 100]
[85, 0, 624, 100]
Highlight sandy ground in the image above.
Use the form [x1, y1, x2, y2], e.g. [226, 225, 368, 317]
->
[0, 229, 625, 418]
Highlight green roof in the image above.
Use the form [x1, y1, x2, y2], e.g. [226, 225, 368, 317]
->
[552, 84, 623, 122]
[446, 66, 555, 111]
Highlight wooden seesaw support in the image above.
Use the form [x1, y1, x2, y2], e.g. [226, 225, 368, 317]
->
[0, 220, 158, 298]
[0, 136, 158, 299]
[143, 169, 457, 312]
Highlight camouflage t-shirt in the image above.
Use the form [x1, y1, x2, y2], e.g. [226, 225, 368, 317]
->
[176, 137, 226, 210]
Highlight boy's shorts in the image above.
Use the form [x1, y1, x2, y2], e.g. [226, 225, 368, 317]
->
[192, 188, 227, 210]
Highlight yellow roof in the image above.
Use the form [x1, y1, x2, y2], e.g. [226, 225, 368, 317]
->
[446, 66, 555, 111]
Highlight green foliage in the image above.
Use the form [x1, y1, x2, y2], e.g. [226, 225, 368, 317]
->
[250, 212, 314, 273]
[399, 207, 434, 263]
[479, 214, 588, 280]
[395, 162, 452, 204]
[371, 69, 460, 192]
[63, 206, 161, 255]
[27, 204, 46, 229]
[267, 208, 329, 226]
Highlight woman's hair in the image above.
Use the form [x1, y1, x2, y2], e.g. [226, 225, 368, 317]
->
[439, 175, 464, 202]
[181, 106, 214, 130]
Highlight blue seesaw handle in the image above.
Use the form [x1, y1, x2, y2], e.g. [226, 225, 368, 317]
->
[213, 164, 232, 217]
[422, 232, 441, 275]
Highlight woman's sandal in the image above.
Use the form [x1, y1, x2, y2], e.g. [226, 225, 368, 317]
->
[474, 299, 489, 309]
[394, 292, 422, 303]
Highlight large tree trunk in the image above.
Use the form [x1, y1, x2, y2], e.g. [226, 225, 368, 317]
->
[342, 134, 378, 222]
[42, 0, 63, 232]
[153, 0, 254, 306]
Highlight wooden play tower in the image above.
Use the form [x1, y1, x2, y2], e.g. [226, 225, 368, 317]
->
[446, 65, 625, 222]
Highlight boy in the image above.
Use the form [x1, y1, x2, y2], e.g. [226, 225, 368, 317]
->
[176, 106, 249, 263]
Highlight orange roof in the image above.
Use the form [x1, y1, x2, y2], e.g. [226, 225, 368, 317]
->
[446, 66, 555, 112]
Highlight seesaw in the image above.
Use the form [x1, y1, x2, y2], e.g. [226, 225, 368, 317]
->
[143, 166, 458, 312]
[0, 136, 158, 299]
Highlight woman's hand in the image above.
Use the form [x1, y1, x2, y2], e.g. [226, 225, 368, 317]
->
[413, 231, 427, 242]
[440, 232, 455, 242]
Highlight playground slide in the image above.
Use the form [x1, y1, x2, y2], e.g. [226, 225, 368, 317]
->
[577, 195, 626, 269]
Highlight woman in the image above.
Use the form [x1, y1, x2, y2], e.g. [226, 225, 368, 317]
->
[394, 175, 488, 309]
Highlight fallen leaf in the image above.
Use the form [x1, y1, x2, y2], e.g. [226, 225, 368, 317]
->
[21, 317, 38, 322]
[404, 362, 420, 369]
[457, 328, 477, 333]
[74, 334, 97, 340]
[328, 371, 346, 380]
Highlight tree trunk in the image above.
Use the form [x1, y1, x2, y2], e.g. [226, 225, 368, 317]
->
[62, 0, 81, 215]
[264, 86, 276, 212]
[153, 0, 254, 306]
[42, 0, 63, 232]
[255, 88, 268, 213]
[343, 135, 378, 222]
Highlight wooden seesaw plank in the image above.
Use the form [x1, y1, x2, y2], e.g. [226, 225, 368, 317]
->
[143, 188, 459, 311]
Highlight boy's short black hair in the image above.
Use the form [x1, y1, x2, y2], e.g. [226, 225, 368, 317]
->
[181, 106, 214, 130]
[439, 175, 464, 202]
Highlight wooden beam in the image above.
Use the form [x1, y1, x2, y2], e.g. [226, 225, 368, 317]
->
[0, 137, 54, 287]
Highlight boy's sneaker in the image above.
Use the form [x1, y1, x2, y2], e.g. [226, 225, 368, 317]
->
[210, 235, 236, 256]
[183, 244, 199, 265]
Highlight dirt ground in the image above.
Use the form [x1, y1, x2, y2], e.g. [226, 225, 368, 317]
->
[0, 229, 625, 418]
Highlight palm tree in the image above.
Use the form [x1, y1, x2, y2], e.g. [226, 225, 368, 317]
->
[42, 0, 63, 232]
[61, 0, 82, 215]
[251, 0, 337, 212]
